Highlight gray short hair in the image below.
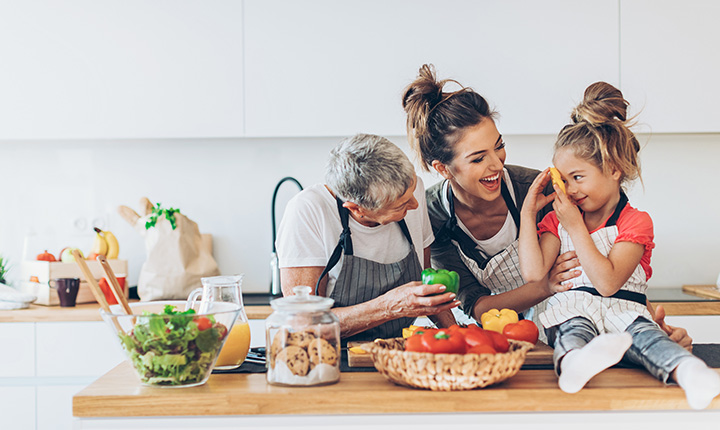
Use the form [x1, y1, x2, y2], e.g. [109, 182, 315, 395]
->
[325, 134, 416, 211]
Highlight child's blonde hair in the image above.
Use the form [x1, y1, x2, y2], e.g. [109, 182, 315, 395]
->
[555, 82, 641, 187]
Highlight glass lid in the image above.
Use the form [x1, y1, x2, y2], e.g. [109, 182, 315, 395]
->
[269, 286, 334, 312]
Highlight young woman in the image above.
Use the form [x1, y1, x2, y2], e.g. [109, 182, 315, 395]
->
[401, 64, 691, 348]
[517, 82, 719, 408]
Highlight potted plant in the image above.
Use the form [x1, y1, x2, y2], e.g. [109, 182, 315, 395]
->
[0, 255, 10, 284]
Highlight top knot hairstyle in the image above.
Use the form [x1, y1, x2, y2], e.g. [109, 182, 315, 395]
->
[402, 64, 497, 171]
[556, 82, 642, 187]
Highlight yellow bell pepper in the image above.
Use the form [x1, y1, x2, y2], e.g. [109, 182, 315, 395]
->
[402, 325, 424, 338]
[480, 308, 519, 333]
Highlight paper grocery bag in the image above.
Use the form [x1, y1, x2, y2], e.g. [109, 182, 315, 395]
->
[134, 211, 220, 301]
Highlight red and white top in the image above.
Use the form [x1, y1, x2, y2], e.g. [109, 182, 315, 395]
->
[537, 201, 657, 333]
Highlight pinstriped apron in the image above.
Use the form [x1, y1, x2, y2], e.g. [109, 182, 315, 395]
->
[315, 197, 421, 343]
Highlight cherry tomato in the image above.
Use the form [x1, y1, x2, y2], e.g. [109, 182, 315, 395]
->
[421, 329, 466, 354]
[485, 330, 510, 353]
[502, 320, 539, 345]
[194, 316, 212, 331]
[467, 344, 497, 354]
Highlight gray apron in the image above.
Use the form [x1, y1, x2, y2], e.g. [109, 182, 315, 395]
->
[315, 197, 421, 343]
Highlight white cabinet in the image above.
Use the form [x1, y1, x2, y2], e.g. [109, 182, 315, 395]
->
[0, 386, 35, 430]
[37, 385, 86, 430]
[0, 0, 244, 139]
[244, 0, 619, 137]
[0, 323, 35, 377]
[35, 322, 125, 377]
[664, 315, 720, 344]
[620, 0, 720, 133]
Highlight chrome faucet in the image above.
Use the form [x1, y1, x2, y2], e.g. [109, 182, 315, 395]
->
[270, 177, 303, 296]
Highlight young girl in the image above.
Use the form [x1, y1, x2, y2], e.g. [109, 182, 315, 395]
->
[518, 81, 720, 409]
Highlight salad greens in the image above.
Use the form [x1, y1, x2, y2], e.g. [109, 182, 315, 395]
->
[118, 305, 228, 386]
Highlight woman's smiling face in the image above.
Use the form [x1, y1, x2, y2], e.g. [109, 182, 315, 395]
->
[440, 119, 506, 202]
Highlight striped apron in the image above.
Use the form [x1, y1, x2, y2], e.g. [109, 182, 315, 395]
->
[315, 197, 421, 343]
[444, 181, 546, 328]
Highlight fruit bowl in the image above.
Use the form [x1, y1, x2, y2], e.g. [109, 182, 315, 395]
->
[366, 337, 534, 391]
[101, 301, 241, 388]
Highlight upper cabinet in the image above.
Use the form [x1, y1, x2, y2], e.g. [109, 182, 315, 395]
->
[243, 0, 619, 137]
[620, 0, 720, 133]
[0, 1, 244, 140]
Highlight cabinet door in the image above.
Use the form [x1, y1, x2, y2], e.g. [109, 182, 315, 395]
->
[35, 322, 125, 378]
[664, 316, 720, 344]
[0, 0, 243, 139]
[0, 386, 35, 430]
[621, 0, 720, 132]
[244, 0, 619, 137]
[37, 384, 86, 430]
[0, 322, 35, 377]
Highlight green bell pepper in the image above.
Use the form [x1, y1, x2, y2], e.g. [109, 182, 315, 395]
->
[421, 268, 459, 294]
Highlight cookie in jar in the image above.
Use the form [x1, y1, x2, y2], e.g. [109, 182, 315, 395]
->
[266, 286, 340, 386]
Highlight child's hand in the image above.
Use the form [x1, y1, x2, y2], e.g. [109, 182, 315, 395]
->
[522, 168, 556, 216]
[552, 183, 584, 233]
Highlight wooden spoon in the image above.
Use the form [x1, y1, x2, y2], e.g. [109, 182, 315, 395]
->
[97, 254, 132, 316]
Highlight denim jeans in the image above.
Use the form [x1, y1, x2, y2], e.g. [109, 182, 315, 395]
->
[546, 316, 693, 383]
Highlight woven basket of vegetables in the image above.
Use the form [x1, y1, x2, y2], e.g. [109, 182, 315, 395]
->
[367, 337, 534, 391]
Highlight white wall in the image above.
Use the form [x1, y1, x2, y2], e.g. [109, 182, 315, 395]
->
[1, 132, 719, 292]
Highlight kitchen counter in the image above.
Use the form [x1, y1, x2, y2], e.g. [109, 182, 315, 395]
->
[0, 300, 273, 322]
[73, 362, 719, 418]
[1, 287, 718, 323]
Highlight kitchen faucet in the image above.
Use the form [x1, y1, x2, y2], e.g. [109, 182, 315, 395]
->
[270, 177, 303, 296]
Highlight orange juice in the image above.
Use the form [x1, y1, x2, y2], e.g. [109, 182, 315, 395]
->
[216, 322, 251, 368]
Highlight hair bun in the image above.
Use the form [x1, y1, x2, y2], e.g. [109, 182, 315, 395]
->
[571, 81, 629, 126]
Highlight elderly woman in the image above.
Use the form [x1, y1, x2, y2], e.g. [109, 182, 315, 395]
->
[276, 133, 458, 342]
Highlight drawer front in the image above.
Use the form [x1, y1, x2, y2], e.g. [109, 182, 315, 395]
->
[665, 315, 720, 343]
[0, 322, 35, 377]
[36, 321, 125, 377]
[0, 386, 35, 430]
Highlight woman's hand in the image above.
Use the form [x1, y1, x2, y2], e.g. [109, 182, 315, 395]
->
[653, 304, 693, 351]
[522, 169, 556, 217]
[383, 281, 460, 318]
[547, 250, 581, 293]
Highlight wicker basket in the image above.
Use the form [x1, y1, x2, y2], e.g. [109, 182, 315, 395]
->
[366, 337, 534, 391]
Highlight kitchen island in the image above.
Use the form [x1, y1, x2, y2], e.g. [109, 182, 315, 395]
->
[72, 361, 720, 429]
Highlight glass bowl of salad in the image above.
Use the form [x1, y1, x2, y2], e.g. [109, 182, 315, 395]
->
[101, 301, 241, 388]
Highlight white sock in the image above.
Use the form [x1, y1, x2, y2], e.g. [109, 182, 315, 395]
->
[675, 357, 720, 410]
[558, 332, 633, 394]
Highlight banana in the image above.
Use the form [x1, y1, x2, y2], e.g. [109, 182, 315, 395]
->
[103, 229, 120, 259]
[91, 227, 109, 256]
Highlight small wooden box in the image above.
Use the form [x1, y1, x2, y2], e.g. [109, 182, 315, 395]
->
[19, 260, 129, 306]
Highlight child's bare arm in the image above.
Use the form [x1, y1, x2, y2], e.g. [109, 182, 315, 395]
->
[518, 169, 560, 282]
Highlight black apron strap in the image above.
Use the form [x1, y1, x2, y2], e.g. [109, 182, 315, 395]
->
[500, 179, 521, 235]
[573, 286, 647, 306]
[315, 197, 353, 295]
[397, 219, 414, 246]
[606, 191, 629, 227]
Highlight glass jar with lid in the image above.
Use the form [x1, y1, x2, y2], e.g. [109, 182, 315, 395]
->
[265, 286, 341, 386]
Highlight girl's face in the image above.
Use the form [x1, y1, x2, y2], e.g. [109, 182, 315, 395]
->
[553, 147, 621, 215]
[434, 119, 506, 202]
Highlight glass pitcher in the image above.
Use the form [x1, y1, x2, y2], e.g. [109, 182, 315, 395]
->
[186, 275, 250, 370]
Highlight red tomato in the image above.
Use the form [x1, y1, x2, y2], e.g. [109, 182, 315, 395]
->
[485, 330, 510, 353]
[421, 329, 466, 354]
[194, 317, 212, 331]
[467, 344, 497, 354]
[462, 329, 494, 349]
[404, 333, 428, 352]
[502, 320, 539, 345]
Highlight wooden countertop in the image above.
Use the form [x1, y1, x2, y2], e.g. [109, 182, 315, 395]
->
[0, 302, 273, 322]
[3, 286, 719, 323]
[73, 362, 720, 417]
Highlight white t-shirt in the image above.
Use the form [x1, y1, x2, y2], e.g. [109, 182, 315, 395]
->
[441, 168, 518, 258]
[276, 176, 434, 296]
